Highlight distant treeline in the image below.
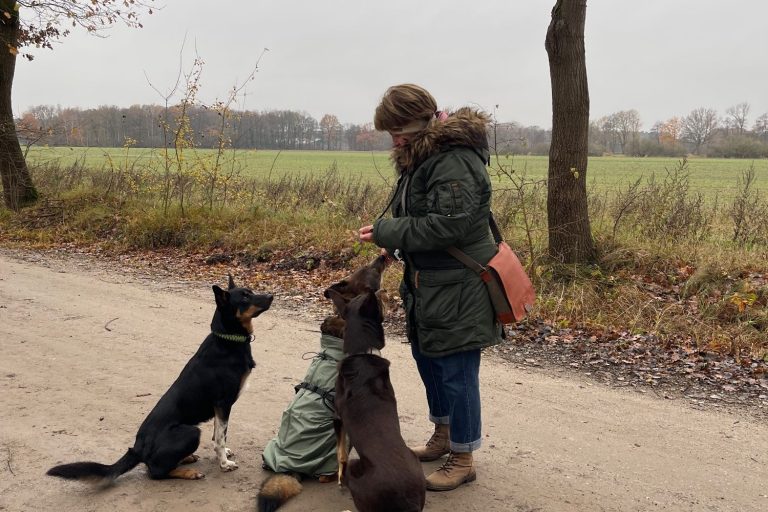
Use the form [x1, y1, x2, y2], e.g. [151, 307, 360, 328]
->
[16, 105, 393, 151]
[589, 105, 768, 158]
[14, 103, 553, 154]
[15, 103, 768, 158]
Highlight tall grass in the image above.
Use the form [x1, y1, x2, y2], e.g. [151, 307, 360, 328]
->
[2, 156, 767, 358]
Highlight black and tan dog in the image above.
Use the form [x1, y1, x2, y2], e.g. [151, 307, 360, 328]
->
[327, 280, 426, 512]
[47, 276, 273, 483]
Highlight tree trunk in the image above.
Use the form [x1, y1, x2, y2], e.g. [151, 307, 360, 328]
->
[0, 3, 38, 211]
[545, 0, 596, 263]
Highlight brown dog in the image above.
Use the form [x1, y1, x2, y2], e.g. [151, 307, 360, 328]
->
[256, 255, 391, 512]
[321, 253, 388, 336]
[327, 283, 426, 512]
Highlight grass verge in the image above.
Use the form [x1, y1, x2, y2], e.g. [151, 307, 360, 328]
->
[1, 161, 766, 361]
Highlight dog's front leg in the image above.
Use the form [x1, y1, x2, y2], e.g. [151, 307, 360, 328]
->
[334, 418, 348, 486]
[214, 406, 237, 471]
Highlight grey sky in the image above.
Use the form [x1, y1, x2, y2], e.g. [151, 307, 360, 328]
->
[15, 0, 768, 130]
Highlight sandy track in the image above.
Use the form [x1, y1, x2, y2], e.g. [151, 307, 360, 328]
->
[0, 252, 766, 512]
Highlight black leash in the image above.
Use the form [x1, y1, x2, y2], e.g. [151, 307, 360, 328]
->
[376, 174, 405, 221]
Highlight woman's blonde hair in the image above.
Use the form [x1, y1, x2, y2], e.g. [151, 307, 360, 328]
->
[374, 83, 437, 133]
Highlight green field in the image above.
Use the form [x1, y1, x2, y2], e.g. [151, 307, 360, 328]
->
[25, 147, 396, 180]
[25, 147, 768, 197]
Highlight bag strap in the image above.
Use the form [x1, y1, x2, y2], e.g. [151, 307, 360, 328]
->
[447, 212, 503, 272]
[445, 246, 485, 274]
[488, 212, 503, 244]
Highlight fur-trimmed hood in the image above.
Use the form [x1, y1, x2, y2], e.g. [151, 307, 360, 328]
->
[391, 107, 491, 173]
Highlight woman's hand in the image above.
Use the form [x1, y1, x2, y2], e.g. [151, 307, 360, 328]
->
[360, 226, 397, 265]
[358, 225, 374, 243]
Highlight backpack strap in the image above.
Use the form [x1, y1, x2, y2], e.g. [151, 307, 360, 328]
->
[294, 382, 336, 412]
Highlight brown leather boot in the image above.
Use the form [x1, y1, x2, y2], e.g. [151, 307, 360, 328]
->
[425, 451, 476, 491]
[410, 423, 450, 462]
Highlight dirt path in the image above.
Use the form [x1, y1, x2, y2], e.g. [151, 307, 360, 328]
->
[1, 252, 766, 512]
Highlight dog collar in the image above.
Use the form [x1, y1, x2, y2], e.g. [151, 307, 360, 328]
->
[213, 332, 254, 343]
[346, 348, 382, 357]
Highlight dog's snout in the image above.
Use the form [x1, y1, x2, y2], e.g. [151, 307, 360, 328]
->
[250, 292, 274, 310]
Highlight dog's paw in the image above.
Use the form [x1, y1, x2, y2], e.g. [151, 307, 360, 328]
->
[225, 448, 234, 458]
[180, 454, 200, 465]
[219, 460, 238, 472]
[169, 468, 205, 480]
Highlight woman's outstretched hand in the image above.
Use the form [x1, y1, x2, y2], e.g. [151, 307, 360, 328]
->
[358, 225, 374, 243]
[359, 225, 396, 265]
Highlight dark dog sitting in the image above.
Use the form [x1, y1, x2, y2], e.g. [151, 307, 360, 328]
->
[257, 255, 388, 511]
[327, 287, 426, 512]
[46, 276, 273, 483]
[322, 253, 388, 335]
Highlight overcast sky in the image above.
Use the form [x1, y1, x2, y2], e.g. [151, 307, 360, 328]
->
[14, 0, 768, 130]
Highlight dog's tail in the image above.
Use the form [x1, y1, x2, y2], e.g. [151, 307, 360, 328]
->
[257, 473, 303, 512]
[46, 448, 141, 484]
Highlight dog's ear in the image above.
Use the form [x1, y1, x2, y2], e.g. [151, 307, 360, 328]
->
[358, 289, 382, 322]
[227, 274, 236, 290]
[325, 288, 349, 317]
[212, 285, 230, 308]
[324, 280, 347, 299]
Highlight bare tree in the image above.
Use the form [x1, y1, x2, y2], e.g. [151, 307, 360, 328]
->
[754, 112, 768, 141]
[590, 115, 617, 154]
[681, 107, 718, 154]
[611, 109, 642, 155]
[545, 0, 596, 263]
[0, 1, 36, 210]
[0, 1, 154, 211]
[725, 102, 750, 135]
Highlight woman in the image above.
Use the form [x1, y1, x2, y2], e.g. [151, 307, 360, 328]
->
[358, 83, 502, 491]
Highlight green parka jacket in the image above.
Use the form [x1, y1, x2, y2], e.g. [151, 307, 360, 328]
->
[373, 108, 503, 357]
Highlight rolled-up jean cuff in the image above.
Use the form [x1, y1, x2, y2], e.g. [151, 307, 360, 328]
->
[429, 415, 450, 425]
[450, 439, 482, 453]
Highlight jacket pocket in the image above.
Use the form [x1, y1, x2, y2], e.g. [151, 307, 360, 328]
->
[431, 182, 464, 217]
[415, 268, 466, 327]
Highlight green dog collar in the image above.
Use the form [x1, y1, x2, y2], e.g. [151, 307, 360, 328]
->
[213, 332, 254, 343]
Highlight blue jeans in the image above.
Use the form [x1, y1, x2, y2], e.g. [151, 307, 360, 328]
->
[411, 341, 482, 452]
